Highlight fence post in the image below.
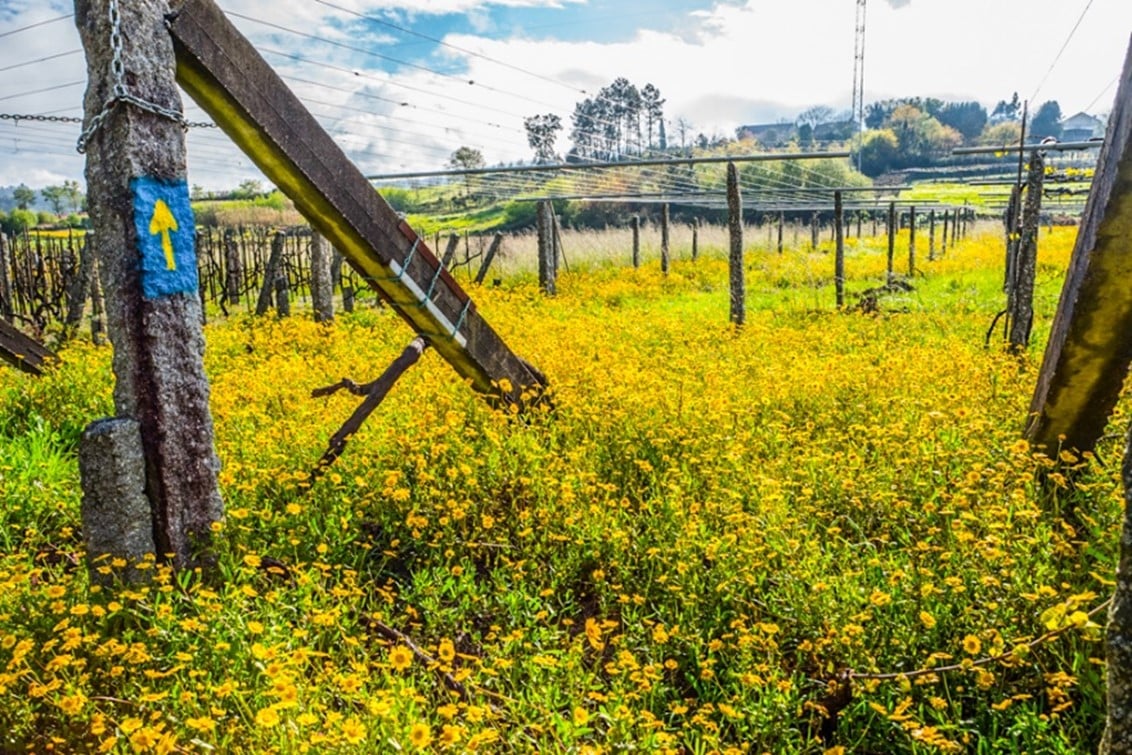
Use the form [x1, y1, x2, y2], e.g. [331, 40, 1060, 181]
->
[255, 231, 285, 316]
[810, 212, 819, 250]
[631, 216, 641, 268]
[886, 201, 896, 283]
[727, 162, 744, 325]
[692, 218, 699, 261]
[1008, 150, 1044, 351]
[537, 200, 555, 294]
[442, 234, 460, 269]
[475, 233, 503, 284]
[908, 205, 916, 276]
[835, 191, 845, 308]
[661, 203, 670, 273]
[942, 210, 950, 256]
[223, 227, 241, 305]
[928, 209, 936, 261]
[0, 233, 11, 320]
[65, 236, 95, 332]
[77, 0, 223, 570]
[310, 230, 334, 323]
[777, 212, 784, 253]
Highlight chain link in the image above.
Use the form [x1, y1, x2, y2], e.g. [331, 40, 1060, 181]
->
[0, 113, 84, 124]
[75, 0, 217, 153]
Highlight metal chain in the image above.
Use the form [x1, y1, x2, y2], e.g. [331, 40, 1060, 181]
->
[0, 113, 84, 124]
[75, 0, 216, 153]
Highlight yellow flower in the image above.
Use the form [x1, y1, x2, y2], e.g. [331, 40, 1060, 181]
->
[919, 611, 936, 629]
[573, 706, 590, 726]
[585, 618, 604, 651]
[255, 706, 281, 728]
[341, 717, 365, 745]
[437, 638, 455, 663]
[389, 645, 413, 672]
[962, 634, 982, 656]
[409, 722, 432, 749]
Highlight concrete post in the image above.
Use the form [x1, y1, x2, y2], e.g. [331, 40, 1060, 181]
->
[310, 230, 334, 323]
[631, 216, 640, 268]
[727, 162, 744, 325]
[77, 0, 223, 568]
[661, 203, 670, 274]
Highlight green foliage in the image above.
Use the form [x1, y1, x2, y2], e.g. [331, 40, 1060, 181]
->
[2, 208, 38, 234]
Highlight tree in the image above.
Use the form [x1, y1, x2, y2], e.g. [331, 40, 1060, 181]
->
[40, 185, 69, 215]
[232, 179, 264, 199]
[448, 146, 486, 195]
[937, 101, 988, 142]
[523, 114, 562, 164]
[12, 184, 35, 210]
[858, 129, 900, 176]
[1, 208, 37, 234]
[796, 105, 836, 131]
[641, 84, 666, 152]
[1029, 100, 1063, 142]
[992, 92, 1022, 122]
[978, 121, 1023, 146]
[673, 117, 692, 154]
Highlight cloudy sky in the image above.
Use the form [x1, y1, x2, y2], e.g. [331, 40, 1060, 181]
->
[0, 0, 1129, 191]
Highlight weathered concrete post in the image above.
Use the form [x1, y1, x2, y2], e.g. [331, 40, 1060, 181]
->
[928, 209, 936, 261]
[309, 230, 334, 323]
[777, 212, 784, 254]
[77, 0, 223, 570]
[537, 200, 555, 294]
[89, 255, 106, 346]
[810, 212, 819, 250]
[908, 205, 916, 276]
[255, 230, 285, 316]
[1008, 150, 1044, 351]
[631, 216, 641, 268]
[65, 236, 95, 333]
[691, 218, 699, 261]
[661, 203, 671, 274]
[727, 162, 744, 325]
[834, 191, 845, 308]
[886, 201, 896, 284]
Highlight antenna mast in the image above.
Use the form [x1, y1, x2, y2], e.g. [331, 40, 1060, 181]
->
[851, 0, 867, 170]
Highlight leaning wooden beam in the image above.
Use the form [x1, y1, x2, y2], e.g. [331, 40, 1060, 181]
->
[167, 0, 543, 406]
[1026, 38, 1132, 455]
[0, 318, 55, 376]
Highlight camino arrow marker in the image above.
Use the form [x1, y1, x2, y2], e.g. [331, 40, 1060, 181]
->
[149, 199, 178, 270]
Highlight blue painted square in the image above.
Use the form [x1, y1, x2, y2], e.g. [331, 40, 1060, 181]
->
[130, 177, 198, 300]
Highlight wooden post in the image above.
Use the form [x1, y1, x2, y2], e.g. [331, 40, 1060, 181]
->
[223, 227, 241, 305]
[777, 212, 784, 253]
[1026, 38, 1132, 457]
[0, 319, 56, 375]
[810, 212, 819, 250]
[928, 210, 936, 261]
[691, 218, 699, 261]
[537, 200, 555, 295]
[727, 162, 744, 325]
[886, 202, 896, 283]
[274, 261, 291, 317]
[90, 255, 106, 346]
[661, 203, 670, 273]
[310, 230, 334, 323]
[908, 205, 916, 276]
[0, 233, 11, 320]
[834, 191, 845, 308]
[77, 0, 223, 569]
[169, 0, 543, 405]
[474, 234, 503, 284]
[856, 212, 862, 239]
[255, 230, 285, 316]
[550, 203, 566, 274]
[941, 210, 950, 256]
[631, 216, 641, 268]
[1008, 150, 1044, 351]
[442, 234, 460, 269]
[64, 236, 95, 332]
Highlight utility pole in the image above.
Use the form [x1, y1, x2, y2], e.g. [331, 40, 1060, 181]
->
[851, 0, 868, 172]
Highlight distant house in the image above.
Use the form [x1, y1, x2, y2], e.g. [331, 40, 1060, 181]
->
[1060, 112, 1105, 142]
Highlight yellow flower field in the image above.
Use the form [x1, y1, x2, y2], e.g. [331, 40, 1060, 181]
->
[0, 223, 1121, 753]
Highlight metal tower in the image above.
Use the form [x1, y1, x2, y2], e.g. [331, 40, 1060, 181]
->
[851, 0, 867, 170]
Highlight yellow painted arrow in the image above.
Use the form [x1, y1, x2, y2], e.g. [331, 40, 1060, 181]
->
[149, 199, 179, 270]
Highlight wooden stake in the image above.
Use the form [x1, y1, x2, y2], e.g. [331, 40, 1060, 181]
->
[727, 162, 744, 325]
[834, 191, 845, 308]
